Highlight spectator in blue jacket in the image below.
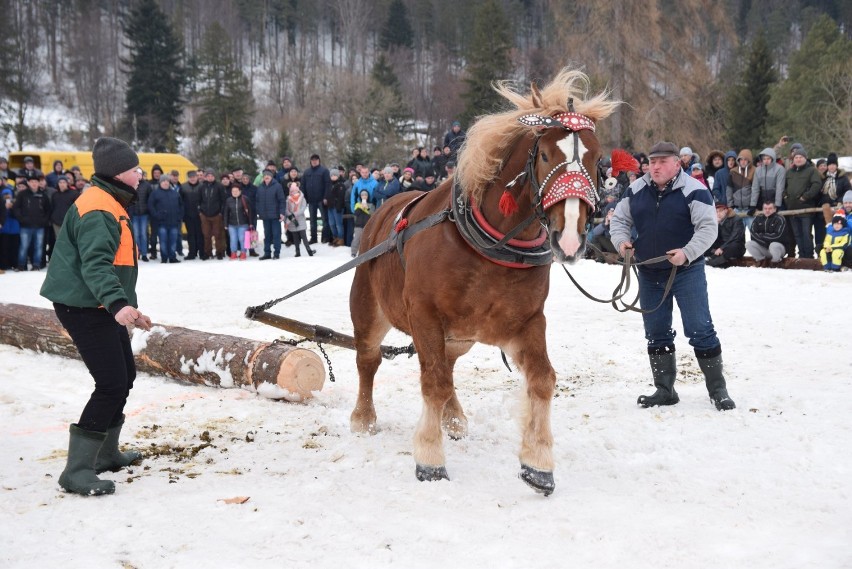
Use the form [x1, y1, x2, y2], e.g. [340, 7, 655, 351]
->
[374, 166, 401, 208]
[301, 154, 332, 244]
[148, 176, 184, 264]
[711, 150, 736, 205]
[350, 166, 378, 212]
[610, 141, 735, 412]
[0, 182, 21, 270]
[255, 170, 285, 260]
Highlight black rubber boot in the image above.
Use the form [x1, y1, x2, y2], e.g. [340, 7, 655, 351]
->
[95, 414, 143, 473]
[637, 351, 680, 408]
[697, 354, 736, 411]
[58, 424, 115, 496]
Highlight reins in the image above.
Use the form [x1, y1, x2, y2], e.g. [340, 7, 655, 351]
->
[560, 245, 677, 314]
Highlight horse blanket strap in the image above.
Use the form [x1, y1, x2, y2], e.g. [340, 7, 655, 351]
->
[244, 194, 449, 318]
[450, 178, 553, 268]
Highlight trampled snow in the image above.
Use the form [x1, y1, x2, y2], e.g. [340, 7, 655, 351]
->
[1, 246, 849, 568]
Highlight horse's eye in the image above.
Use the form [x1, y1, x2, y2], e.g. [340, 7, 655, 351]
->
[541, 152, 548, 163]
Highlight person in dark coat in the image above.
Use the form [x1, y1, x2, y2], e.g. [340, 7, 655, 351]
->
[443, 121, 466, 160]
[223, 183, 254, 260]
[198, 168, 227, 260]
[49, 176, 80, 236]
[301, 154, 332, 244]
[128, 172, 152, 261]
[255, 170, 285, 260]
[45, 159, 66, 189]
[12, 174, 51, 271]
[326, 169, 347, 246]
[179, 170, 203, 260]
[148, 175, 184, 263]
[705, 204, 746, 267]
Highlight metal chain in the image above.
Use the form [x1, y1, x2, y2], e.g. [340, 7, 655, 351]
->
[315, 342, 335, 383]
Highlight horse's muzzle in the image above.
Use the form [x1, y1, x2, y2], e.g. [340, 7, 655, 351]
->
[550, 229, 586, 264]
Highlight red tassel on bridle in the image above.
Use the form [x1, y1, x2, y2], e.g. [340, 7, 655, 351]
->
[499, 189, 519, 216]
[610, 148, 639, 176]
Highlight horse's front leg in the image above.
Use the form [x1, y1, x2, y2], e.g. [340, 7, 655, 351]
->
[411, 321, 453, 482]
[442, 340, 474, 440]
[506, 315, 557, 496]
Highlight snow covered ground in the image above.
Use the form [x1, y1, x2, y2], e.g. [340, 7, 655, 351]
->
[1, 245, 850, 569]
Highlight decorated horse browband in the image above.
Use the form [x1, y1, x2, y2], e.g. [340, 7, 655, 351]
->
[517, 112, 596, 133]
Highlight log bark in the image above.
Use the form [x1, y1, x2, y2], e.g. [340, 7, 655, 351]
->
[0, 303, 325, 401]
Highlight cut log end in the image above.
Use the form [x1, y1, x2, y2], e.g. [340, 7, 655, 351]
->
[271, 349, 326, 401]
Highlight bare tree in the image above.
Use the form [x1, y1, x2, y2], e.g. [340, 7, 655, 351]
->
[5, 0, 46, 149]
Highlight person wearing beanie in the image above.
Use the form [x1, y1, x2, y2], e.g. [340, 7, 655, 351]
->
[326, 168, 347, 246]
[610, 141, 736, 412]
[705, 204, 746, 268]
[40, 136, 151, 497]
[679, 146, 696, 172]
[819, 152, 851, 224]
[819, 209, 851, 271]
[784, 146, 822, 258]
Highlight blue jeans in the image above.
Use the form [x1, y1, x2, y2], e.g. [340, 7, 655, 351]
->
[262, 219, 281, 256]
[131, 214, 148, 258]
[789, 214, 814, 258]
[228, 225, 248, 252]
[18, 226, 45, 268]
[327, 208, 344, 239]
[157, 224, 179, 261]
[638, 263, 720, 354]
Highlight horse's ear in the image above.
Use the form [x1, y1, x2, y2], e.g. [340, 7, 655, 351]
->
[530, 82, 543, 108]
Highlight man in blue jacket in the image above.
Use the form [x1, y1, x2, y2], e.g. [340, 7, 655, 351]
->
[301, 154, 332, 244]
[610, 141, 735, 411]
[255, 170, 285, 260]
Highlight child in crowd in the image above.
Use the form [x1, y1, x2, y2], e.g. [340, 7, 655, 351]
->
[351, 189, 374, 258]
[819, 210, 850, 271]
[223, 183, 253, 260]
[285, 183, 314, 257]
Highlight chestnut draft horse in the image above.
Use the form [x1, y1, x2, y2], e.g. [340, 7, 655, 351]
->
[349, 69, 619, 495]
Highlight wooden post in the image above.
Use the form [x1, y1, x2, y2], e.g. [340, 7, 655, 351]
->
[0, 303, 326, 401]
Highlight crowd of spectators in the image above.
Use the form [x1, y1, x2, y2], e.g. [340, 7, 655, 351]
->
[590, 136, 852, 272]
[0, 122, 467, 274]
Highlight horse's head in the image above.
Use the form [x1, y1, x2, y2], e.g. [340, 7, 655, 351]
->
[518, 110, 602, 264]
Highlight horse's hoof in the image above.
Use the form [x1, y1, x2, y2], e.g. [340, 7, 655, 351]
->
[519, 464, 555, 496]
[416, 464, 450, 482]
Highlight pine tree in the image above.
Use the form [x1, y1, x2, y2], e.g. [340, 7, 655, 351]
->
[379, 0, 414, 51]
[122, 0, 185, 152]
[459, 0, 513, 126]
[193, 22, 256, 172]
[460, 0, 512, 124]
[767, 14, 852, 155]
[362, 53, 414, 164]
[726, 34, 777, 152]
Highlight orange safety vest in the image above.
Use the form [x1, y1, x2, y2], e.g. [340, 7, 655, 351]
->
[74, 187, 137, 266]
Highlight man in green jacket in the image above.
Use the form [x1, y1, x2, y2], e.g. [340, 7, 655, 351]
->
[40, 137, 152, 496]
[784, 146, 822, 259]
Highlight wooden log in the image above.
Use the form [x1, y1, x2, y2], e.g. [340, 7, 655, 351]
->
[0, 303, 325, 401]
[249, 309, 416, 360]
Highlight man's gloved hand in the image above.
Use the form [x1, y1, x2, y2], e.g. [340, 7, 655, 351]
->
[747, 207, 756, 216]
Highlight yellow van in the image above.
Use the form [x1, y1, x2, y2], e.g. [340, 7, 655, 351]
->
[8, 150, 198, 181]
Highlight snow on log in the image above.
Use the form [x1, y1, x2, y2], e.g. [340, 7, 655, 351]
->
[0, 303, 325, 401]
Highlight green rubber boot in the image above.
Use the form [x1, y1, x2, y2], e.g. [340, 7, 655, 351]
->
[95, 415, 143, 473]
[637, 352, 680, 408]
[58, 424, 115, 496]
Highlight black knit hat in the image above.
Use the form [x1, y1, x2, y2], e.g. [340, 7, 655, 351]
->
[92, 137, 139, 178]
[827, 152, 838, 166]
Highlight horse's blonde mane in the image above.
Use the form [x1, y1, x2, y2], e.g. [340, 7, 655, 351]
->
[456, 68, 620, 203]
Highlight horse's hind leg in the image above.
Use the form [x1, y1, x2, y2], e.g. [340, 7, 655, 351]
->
[507, 315, 557, 496]
[442, 340, 474, 440]
[350, 271, 392, 435]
